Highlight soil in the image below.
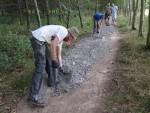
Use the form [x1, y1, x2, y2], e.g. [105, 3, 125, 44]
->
[16, 24, 121, 113]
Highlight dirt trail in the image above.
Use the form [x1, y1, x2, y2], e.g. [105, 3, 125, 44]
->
[16, 25, 120, 113]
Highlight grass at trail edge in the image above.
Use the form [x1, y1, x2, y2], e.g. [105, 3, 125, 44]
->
[105, 15, 150, 113]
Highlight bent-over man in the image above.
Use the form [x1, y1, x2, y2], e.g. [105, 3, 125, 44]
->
[28, 25, 79, 107]
[93, 12, 104, 33]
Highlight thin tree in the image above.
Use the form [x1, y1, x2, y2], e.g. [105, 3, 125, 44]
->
[58, 0, 62, 22]
[132, 0, 139, 30]
[124, 0, 128, 16]
[146, 1, 150, 48]
[95, 0, 98, 13]
[77, 0, 83, 28]
[129, 0, 132, 25]
[45, 0, 50, 24]
[138, 0, 144, 37]
[33, 0, 42, 27]
[66, 9, 70, 28]
[17, 0, 23, 25]
[25, 0, 30, 30]
[63, 0, 70, 28]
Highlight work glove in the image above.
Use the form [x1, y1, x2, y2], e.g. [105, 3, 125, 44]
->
[58, 65, 71, 75]
[52, 60, 59, 68]
[58, 67, 63, 72]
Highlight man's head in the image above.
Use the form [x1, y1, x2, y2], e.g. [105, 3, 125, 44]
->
[63, 27, 79, 46]
[68, 27, 79, 40]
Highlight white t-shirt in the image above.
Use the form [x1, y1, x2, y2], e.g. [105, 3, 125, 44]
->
[32, 25, 68, 44]
[112, 6, 118, 19]
[32, 25, 68, 67]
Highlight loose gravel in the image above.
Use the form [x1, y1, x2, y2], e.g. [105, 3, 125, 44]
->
[44, 25, 118, 96]
[63, 26, 117, 83]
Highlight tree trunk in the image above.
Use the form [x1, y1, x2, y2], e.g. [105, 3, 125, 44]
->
[33, 0, 42, 27]
[45, 0, 50, 24]
[129, 0, 132, 25]
[124, 0, 128, 16]
[126, 0, 130, 16]
[66, 10, 70, 28]
[119, 1, 123, 14]
[138, 0, 144, 37]
[95, 0, 98, 13]
[58, 0, 62, 22]
[17, 0, 23, 25]
[146, 1, 150, 48]
[25, 0, 30, 30]
[132, 0, 139, 30]
[77, 5, 83, 28]
[1, 3, 5, 16]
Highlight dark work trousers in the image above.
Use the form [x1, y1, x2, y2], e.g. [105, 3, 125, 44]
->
[29, 37, 56, 101]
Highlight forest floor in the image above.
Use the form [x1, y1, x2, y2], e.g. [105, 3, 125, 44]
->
[16, 24, 121, 113]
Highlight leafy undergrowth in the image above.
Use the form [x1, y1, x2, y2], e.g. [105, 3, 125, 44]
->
[0, 58, 33, 113]
[106, 32, 150, 113]
[116, 15, 129, 32]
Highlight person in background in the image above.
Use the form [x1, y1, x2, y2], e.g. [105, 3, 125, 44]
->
[93, 12, 105, 33]
[111, 3, 118, 25]
[28, 25, 79, 107]
[105, 3, 112, 26]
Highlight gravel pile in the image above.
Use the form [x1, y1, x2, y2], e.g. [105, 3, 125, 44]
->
[45, 25, 118, 96]
[61, 26, 117, 88]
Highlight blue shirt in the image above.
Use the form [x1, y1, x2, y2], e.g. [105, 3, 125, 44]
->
[94, 12, 104, 21]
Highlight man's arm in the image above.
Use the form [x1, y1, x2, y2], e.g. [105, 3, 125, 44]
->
[50, 36, 59, 67]
[56, 43, 63, 67]
[98, 16, 104, 33]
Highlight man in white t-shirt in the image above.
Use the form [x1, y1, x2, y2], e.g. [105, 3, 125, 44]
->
[28, 25, 79, 107]
[111, 3, 118, 24]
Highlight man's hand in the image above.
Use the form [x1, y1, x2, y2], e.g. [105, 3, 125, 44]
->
[52, 60, 59, 68]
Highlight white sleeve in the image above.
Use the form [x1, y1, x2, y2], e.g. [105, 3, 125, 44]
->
[56, 28, 68, 41]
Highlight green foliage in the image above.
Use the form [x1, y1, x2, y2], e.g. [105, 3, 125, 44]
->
[112, 0, 123, 6]
[112, 90, 130, 104]
[14, 73, 32, 92]
[116, 15, 129, 32]
[107, 31, 150, 113]
[143, 17, 149, 36]
[0, 54, 10, 71]
[143, 96, 150, 112]
[71, 16, 92, 34]
[0, 33, 31, 71]
[0, 15, 17, 24]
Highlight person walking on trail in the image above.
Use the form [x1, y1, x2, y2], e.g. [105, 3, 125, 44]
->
[105, 3, 112, 26]
[28, 25, 79, 107]
[111, 3, 118, 25]
[93, 12, 104, 33]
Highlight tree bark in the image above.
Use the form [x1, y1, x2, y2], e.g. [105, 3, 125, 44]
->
[45, 0, 50, 24]
[138, 0, 144, 37]
[129, 0, 132, 25]
[58, 0, 62, 22]
[132, 0, 139, 30]
[146, 1, 150, 48]
[66, 10, 70, 28]
[124, 0, 128, 16]
[77, 4, 83, 28]
[95, 0, 98, 13]
[17, 0, 23, 25]
[25, 0, 30, 30]
[33, 0, 42, 27]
